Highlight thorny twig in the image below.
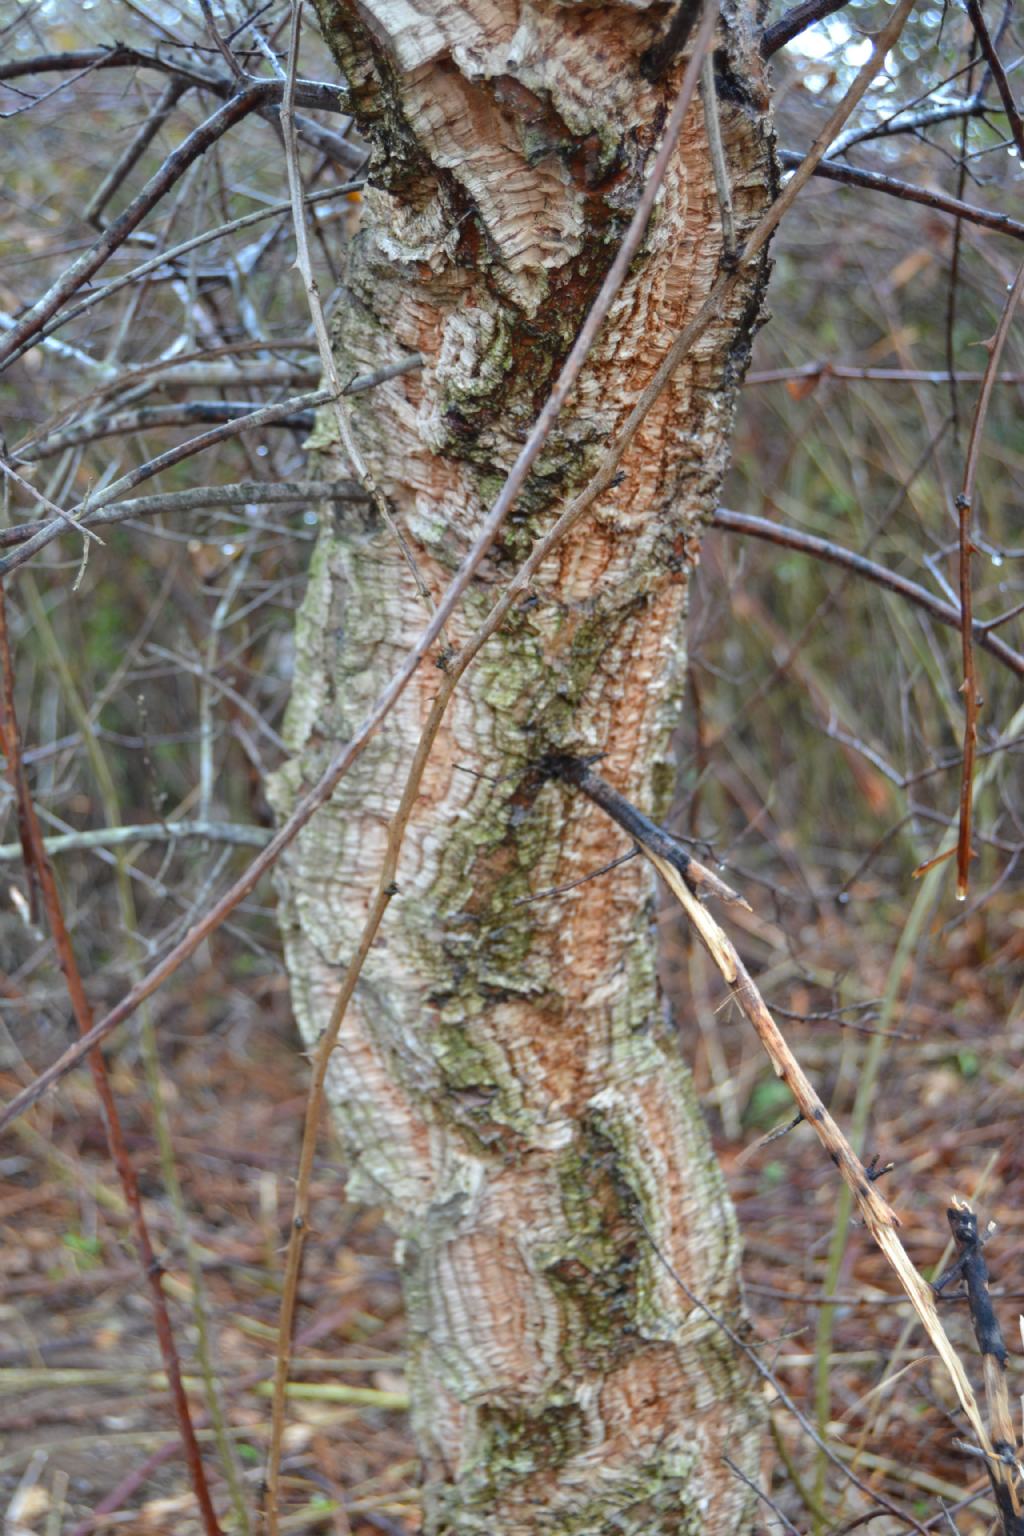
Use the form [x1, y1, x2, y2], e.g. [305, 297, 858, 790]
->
[84, 78, 188, 228]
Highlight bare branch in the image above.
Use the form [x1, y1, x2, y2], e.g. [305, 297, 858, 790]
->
[0, 85, 280, 373]
[23, 181, 362, 358]
[778, 150, 1024, 243]
[746, 362, 1024, 385]
[198, 0, 246, 83]
[0, 44, 356, 127]
[84, 78, 188, 228]
[964, 0, 1024, 162]
[0, 822, 271, 860]
[0, 480, 365, 548]
[0, 357, 419, 574]
[17, 401, 321, 462]
[0, 51, 110, 119]
[711, 508, 1024, 679]
[826, 96, 988, 160]
[0, 389, 324, 573]
[762, 0, 854, 58]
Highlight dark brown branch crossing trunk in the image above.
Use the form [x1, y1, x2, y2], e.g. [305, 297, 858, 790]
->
[271, 3, 775, 1531]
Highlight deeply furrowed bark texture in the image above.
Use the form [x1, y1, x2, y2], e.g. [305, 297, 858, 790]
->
[270, 4, 775, 1532]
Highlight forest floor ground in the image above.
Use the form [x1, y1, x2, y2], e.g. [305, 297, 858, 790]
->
[2, 882, 1022, 1536]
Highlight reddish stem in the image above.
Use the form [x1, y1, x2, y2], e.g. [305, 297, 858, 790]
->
[0, 585, 223, 1535]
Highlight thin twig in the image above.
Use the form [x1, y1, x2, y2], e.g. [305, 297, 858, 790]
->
[0, 43, 334, 102]
[0, 46, 363, 181]
[0, 821, 270, 860]
[762, 0, 854, 57]
[64, 1302, 358, 1536]
[0, 480, 366, 548]
[209, 571, 266, 808]
[964, 0, 1024, 162]
[84, 79, 188, 228]
[777, 151, 1024, 244]
[277, 4, 436, 619]
[827, 96, 988, 161]
[704, 416, 952, 770]
[22, 577, 252, 1533]
[545, 755, 747, 910]
[16, 401, 323, 460]
[722, 1451, 803, 1535]
[0, 458, 102, 547]
[144, 640, 286, 753]
[711, 507, 1024, 679]
[0, 389, 327, 574]
[0, 85, 289, 373]
[0, 53, 109, 119]
[198, 0, 245, 82]
[508, 848, 640, 907]
[953, 257, 1024, 898]
[700, 53, 737, 259]
[746, 363, 1023, 385]
[642, 1233, 930, 1534]
[23, 181, 363, 358]
[0, 358, 419, 575]
[0, 586, 223, 1536]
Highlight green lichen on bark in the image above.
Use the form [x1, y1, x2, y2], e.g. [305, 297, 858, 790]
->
[426, 1431, 709, 1536]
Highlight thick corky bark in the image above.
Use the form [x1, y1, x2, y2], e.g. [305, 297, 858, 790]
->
[270, 4, 775, 1532]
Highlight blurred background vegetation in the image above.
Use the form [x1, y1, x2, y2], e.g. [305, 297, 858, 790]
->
[0, 0, 1021, 1532]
